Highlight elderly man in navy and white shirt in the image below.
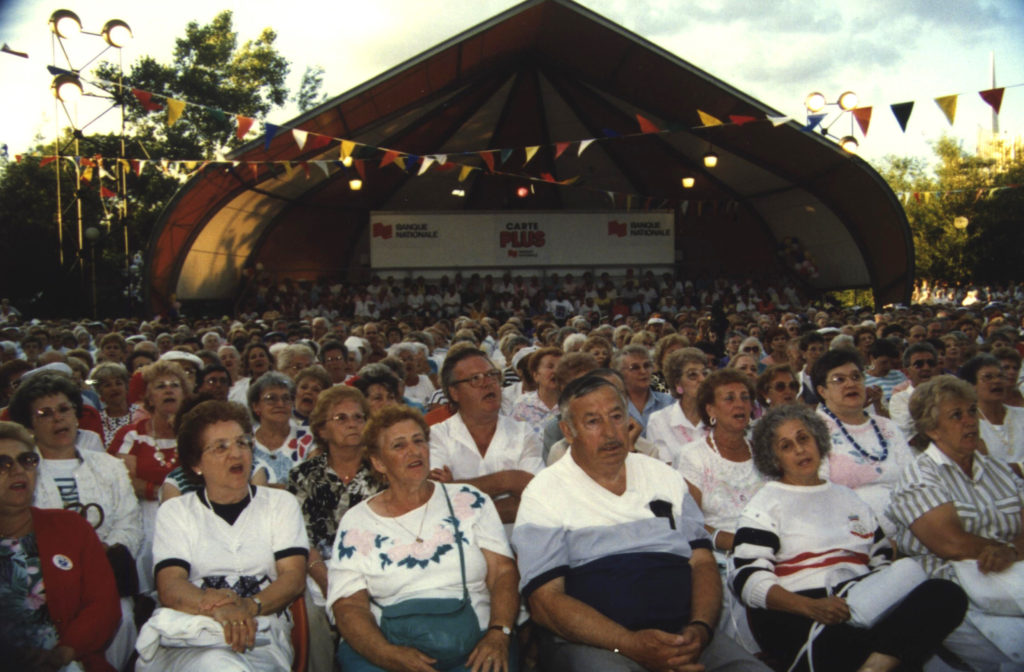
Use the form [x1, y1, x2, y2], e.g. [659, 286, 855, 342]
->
[511, 375, 767, 672]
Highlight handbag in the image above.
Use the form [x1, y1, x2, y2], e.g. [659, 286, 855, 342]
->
[952, 558, 1024, 616]
[373, 484, 482, 670]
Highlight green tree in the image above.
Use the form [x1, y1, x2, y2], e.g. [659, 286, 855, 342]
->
[295, 65, 327, 111]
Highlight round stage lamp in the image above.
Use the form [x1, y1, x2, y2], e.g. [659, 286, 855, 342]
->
[681, 177, 695, 188]
[516, 186, 529, 198]
[703, 151, 718, 169]
[102, 19, 133, 48]
[837, 91, 859, 111]
[51, 73, 84, 102]
[49, 10, 82, 38]
[839, 136, 859, 153]
[804, 92, 826, 113]
[349, 178, 363, 191]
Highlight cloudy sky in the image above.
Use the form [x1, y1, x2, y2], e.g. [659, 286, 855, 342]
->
[1, 0, 1021, 166]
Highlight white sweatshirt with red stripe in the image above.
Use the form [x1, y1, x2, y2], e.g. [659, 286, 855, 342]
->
[730, 480, 892, 609]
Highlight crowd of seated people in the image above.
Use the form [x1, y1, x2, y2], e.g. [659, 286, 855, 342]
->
[1, 272, 1023, 672]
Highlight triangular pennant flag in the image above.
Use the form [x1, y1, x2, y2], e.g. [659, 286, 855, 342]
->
[540, 172, 555, 182]
[340, 140, 355, 161]
[934, 95, 958, 126]
[577, 139, 595, 156]
[559, 176, 580, 186]
[131, 159, 143, 176]
[480, 151, 495, 173]
[236, 116, 254, 140]
[183, 161, 198, 171]
[802, 114, 826, 131]
[39, 155, 57, 167]
[207, 109, 228, 128]
[394, 155, 407, 171]
[354, 160, 366, 180]
[313, 161, 331, 178]
[606, 191, 615, 204]
[852, 107, 872, 136]
[728, 115, 757, 126]
[132, 89, 162, 112]
[292, 129, 308, 151]
[306, 134, 331, 151]
[499, 149, 513, 165]
[636, 114, 661, 134]
[250, 163, 260, 181]
[433, 154, 447, 166]
[767, 115, 791, 127]
[890, 102, 914, 132]
[264, 123, 279, 150]
[554, 142, 570, 159]
[166, 98, 186, 126]
[100, 186, 116, 199]
[697, 110, 724, 127]
[380, 150, 398, 168]
[418, 157, 435, 175]
[601, 128, 622, 138]
[81, 165, 93, 182]
[979, 88, 1005, 115]
[524, 146, 539, 165]
[281, 161, 296, 179]
[458, 165, 474, 182]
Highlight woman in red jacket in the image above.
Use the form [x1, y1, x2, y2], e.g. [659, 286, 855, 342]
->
[0, 421, 120, 671]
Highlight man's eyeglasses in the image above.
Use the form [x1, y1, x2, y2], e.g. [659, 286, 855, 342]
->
[452, 371, 501, 388]
[0, 452, 40, 475]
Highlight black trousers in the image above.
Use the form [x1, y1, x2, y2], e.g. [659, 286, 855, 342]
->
[747, 579, 967, 672]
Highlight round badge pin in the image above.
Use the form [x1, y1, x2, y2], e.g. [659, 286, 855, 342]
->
[53, 554, 74, 571]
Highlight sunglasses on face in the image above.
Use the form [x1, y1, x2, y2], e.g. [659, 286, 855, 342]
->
[772, 381, 800, 392]
[0, 451, 40, 475]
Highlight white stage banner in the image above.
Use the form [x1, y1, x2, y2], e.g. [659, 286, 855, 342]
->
[369, 211, 674, 268]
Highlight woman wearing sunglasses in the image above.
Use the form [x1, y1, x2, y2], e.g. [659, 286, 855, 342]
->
[755, 364, 802, 409]
[0, 420, 120, 672]
[811, 349, 914, 534]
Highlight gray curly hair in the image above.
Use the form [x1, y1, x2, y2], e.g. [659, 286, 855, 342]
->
[750, 403, 831, 480]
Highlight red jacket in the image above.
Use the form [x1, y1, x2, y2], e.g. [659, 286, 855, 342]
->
[32, 507, 120, 672]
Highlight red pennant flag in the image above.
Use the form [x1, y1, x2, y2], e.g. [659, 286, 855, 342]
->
[100, 186, 117, 199]
[380, 150, 398, 168]
[236, 115, 254, 140]
[979, 88, 1004, 115]
[540, 172, 556, 182]
[852, 107, 873, 136]
[131, 159, 142, 176]
[39, 156, 57, 167]
[79, 157, 95, 168]
[354, 160, 366, 180]
[636, 114, 661, 134]
[554, 142, 569, 159]
[728, 115, 757, 126]
[132, 89, 162, 112]
[480, 151, 495, 173]
[249, 163, 260, 181]
[306, 134, 332, 151]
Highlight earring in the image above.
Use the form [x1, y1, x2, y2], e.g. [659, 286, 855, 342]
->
[195, 470, 203, 476]
[709, 416, 717, 427]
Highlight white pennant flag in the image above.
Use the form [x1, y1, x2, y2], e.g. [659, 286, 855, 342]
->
[292, 129, 308, 151]
[418, 157, 435, 175]
[578, 139, 595, 156]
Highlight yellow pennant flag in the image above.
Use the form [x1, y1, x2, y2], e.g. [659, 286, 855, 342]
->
[524, 146, 539, 165]
[281, 161, 296, 180]
[184, 161, 198, 171]
[459, 165, 474, 182]
[395, 156, 406, 171]
[934, 95, 958, 126]
[166, 98, 186, 126]
[340, 140, 355, 161]
[697, 110, 724, 127]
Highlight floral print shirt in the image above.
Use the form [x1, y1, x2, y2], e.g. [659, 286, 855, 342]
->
[0, 535, 59, 660]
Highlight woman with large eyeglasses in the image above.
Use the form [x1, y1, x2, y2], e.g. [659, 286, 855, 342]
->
[756, 364, 802, 409]
[287, 386, 386, 672]
[960, 352, 1024, 478]
[0, 420, 120, 672]
[811, 349, 914, 534]
[138, 400, 308, 671]
[647, 347, 710, 468]
[248, 372, 314, 486]
[8, 374, 141, 670]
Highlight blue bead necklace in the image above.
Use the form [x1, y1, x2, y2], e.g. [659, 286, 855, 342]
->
[821, 405, 889, 463]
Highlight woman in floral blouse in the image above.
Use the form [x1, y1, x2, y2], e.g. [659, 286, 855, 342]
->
[287, 386, 384, 671]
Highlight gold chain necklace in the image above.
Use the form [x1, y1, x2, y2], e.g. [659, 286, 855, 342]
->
[387, 493, 431, 543]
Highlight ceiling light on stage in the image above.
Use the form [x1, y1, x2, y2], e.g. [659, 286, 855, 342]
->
[341, 156, 353, 167]
[953, 216, 969, 230]
[516, 186, 529, 198]
[839, 136, 859, 153]
[681, 177, 695, 188]
[804, 92, 826, 113]
[837, 91, 859, 111]
[102, 19, 133, 48]
[348, 178, 362, 191]
[49, 10, 82, 38]
[703, 151, 718, 169]
[451, 188, 465, 197]
[51, 73, 83, 102]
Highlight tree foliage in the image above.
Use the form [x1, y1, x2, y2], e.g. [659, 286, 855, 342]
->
[874, 134, 1023, 285]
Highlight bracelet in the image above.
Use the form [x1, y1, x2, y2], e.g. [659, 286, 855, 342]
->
[251, 596, 263, 616]
[308, 559, 325, 570]
[688, 620, 715, 645]
[711, 528, 722, 549]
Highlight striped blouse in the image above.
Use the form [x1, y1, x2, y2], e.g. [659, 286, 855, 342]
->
[731, 480, 891, 609]
[886, 444, 1024, 579]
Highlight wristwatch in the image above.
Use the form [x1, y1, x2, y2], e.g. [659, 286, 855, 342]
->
[488, 624, 513, 636]
[251, 596, 263, 616]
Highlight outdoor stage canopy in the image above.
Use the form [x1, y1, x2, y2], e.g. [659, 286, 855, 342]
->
[145, 0, 912, 314]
